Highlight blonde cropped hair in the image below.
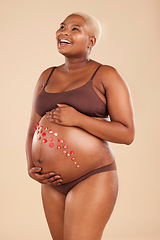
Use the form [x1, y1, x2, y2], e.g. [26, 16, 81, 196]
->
[68, 12, 102, 44]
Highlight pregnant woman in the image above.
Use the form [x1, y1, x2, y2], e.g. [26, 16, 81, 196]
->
[26, 12, 135, 240]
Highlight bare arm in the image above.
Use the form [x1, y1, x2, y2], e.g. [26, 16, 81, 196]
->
[25, 70, 44, 173]
[25, 68, 63, 184]
[47, 66, 135, 145]
[76, 66, 135, 144]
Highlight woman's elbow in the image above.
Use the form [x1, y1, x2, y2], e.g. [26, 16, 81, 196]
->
[125, 136, 134, 145]
[125, 128, 135, 145]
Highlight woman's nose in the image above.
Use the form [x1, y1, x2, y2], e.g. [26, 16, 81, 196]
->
[61, 28, 70, 36]
[62, 32, 70, 36]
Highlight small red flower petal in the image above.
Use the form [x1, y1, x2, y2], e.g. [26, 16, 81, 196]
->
[54, 132, 58, 136]
[49, 137, 53, 142]
[49, 143, 54, 148]
[48, 129, 53, 134]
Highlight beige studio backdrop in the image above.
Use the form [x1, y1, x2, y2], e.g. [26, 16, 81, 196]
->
[0, 0, 160, 239]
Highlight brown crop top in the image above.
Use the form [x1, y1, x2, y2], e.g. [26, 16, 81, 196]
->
[35, 65, 108, 117]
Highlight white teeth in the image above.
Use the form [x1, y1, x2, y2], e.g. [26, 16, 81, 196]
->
[60, 39, 71, 44]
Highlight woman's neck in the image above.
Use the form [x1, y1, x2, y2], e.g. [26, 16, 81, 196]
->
[64, 57, 91, 73]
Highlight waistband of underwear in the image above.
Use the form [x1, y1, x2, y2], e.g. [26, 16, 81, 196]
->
[90, 160, 117, 174]
[61, 160, 117, 186]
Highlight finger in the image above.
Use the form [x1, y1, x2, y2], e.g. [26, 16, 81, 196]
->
[42, 176, 63, 185]
[52, 111, 60, 118]
[43, 172, 56, 179]
[31, 167, 42, 173]
[46, 112, 56, 121]
[41, 179, 50, 184]
[46, 110, 55, 117]
[36, 173, 55, 183]
[46, 111, 52, 115]
[46, 109, 57, 119]
[57, 104, 68, 107]
[51, 109, 56, 114]
[54, 118, 62, 124]
[30, 173, 44, 183]
[54, 107, 61, 114]
[50, 118, 55, 122]
[47, 179, 63, 185]
[50, 111, 60, 121]
[46, 113, 51, 118]
[48, 175, 62, 182]
[38, 172, 62, 184]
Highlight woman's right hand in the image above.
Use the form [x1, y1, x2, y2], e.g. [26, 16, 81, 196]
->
[28, 167, 63, 185]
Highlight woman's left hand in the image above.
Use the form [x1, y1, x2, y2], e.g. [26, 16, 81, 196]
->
[46, 104, 81, 127]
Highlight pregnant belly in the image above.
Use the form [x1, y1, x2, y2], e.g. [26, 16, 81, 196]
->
[32, 115, 114, 183]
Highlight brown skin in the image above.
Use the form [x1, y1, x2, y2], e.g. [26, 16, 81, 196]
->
[26, 14, 135, 240]
[46, 67, 134, 144]
[46, 15, 134, 144]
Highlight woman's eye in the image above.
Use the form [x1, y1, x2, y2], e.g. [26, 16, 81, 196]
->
[72, 27, 79, 31]
[60, 25, 65, 29]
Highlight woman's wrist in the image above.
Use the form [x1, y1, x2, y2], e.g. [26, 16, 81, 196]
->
[74, 111, 88, 127]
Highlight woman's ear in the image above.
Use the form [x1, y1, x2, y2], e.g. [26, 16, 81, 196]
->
[88, 36, 96, 49]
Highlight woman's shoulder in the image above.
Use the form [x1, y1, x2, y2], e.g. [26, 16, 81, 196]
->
[40, 66, 55, 77]
[92, 60, 117, 76]
[99, 64, 126, 88]
[36, 66, 56, 85]
[100, 64, 118, 75]
[40, 64, 65, 76]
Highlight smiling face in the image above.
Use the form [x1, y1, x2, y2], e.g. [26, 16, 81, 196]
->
[56, 14, 96, 58]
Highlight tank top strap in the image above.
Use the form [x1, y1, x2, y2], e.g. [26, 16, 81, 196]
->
[90, 64, 102, 81]
[44, 67, 56, 88]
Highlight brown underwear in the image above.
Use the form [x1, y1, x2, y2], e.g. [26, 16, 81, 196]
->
[53, 161, 117, 195]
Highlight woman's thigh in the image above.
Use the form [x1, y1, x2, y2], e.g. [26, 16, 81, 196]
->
[41, 184, 66, 240]
[63, 170, 118, 240]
